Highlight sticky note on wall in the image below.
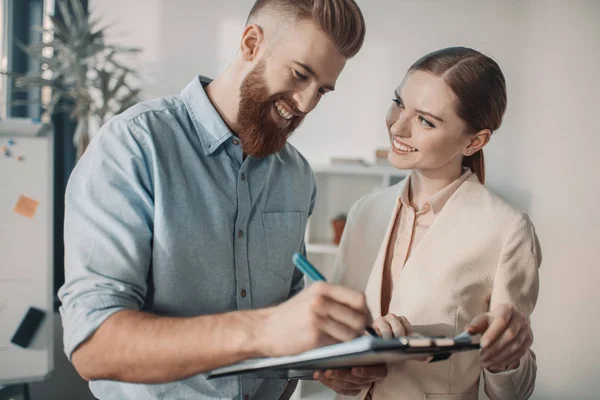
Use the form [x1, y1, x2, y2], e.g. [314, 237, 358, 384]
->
[13, 195, 39, 218]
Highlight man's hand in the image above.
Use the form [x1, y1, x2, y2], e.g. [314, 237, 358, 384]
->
[258, 282, 372, 357]
[466, 303, 533, 372]
[314, 366, 387, 396]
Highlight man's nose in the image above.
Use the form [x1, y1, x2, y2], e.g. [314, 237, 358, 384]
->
[293, 86, 320, 115]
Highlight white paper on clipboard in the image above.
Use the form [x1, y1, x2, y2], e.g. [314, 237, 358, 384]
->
[208, 334, 480, 380]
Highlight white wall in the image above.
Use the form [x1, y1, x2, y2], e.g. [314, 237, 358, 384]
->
[90, 1, 600, 398]
[516, 1, 600, 398]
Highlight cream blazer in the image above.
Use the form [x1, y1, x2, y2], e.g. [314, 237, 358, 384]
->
[332, 174, 541, 400]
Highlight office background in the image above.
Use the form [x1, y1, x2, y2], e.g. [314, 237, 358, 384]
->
[1, 1, 599, 399]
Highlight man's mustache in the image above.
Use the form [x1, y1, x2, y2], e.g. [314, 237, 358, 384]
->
[273, 96, 306, 118]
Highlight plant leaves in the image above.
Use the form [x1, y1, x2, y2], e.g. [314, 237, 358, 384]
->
[116, 88, 141, 113]
[69, 0, 88, 30]
[13, 0, 143, 124]
[56, 1, 75, 35]
[15, 75, 55, 88]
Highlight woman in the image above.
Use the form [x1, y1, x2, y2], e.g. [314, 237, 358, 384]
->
[318, 47, 541, 399]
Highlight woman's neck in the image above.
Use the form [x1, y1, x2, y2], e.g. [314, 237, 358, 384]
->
[409, 163, 464, 209]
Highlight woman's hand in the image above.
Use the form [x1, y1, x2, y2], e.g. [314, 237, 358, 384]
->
[466, 304, 533, 372]
[372, 313, 414, 339]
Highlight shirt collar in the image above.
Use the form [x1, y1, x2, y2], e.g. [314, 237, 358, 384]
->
[400, 168, 473, 215]
[181, 75, 283, 162]
[181, 76, 232, 156]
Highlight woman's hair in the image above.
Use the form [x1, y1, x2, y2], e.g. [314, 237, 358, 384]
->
[408, 47, 507, 184]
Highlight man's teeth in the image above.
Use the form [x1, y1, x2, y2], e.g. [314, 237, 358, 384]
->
[275, 101, 293, 120]
[393, 139, 417, 152]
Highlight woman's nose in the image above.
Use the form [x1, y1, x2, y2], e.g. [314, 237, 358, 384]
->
[390, 114, 411, 138]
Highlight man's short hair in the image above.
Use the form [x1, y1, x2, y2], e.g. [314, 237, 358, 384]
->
[247, 0, 366, 59]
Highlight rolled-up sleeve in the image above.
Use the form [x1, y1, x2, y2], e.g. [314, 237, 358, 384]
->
[58, 117, 154, 360]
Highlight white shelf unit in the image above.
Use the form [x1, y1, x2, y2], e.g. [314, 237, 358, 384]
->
[304, 163, 407, 280]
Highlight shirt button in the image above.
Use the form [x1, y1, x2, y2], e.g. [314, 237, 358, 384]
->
[238, 230, 244, 238]
[232, 139, 240, 145]
[241, 173, 246, 181]
[241, 289, 247, 298]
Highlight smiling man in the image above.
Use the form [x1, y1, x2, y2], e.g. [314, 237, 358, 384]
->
[58, 1, 384, 399]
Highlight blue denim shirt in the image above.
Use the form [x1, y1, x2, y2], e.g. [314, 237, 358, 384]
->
[58, 76, 316, 399]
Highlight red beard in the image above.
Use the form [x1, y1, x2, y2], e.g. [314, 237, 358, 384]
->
[237, 61, 305, 159]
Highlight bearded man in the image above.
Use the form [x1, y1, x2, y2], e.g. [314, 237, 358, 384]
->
[58, 1, 387, 399]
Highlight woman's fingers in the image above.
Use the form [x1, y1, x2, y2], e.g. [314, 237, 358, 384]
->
[372, 318, 394, 340]
[373, 314, 414, 339]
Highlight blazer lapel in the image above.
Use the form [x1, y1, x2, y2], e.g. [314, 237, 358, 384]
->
[388, 175, 484, 310]
[403, 174, 481, 270]
[364, 179, 407, 318]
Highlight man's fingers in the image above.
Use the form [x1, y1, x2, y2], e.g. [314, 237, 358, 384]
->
[317, 299, 369, 334]
[351, 365, 387, 380]
[315, 372, 371, 393]
[317, 379, 368, 395]
[314, 283, 369, 315]
[318, 315, 363, 343]
[317, 366, 386, 387]
[322, 369, 377, 385]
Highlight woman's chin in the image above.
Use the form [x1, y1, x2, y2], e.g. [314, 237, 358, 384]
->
[388, 154, 416, 170]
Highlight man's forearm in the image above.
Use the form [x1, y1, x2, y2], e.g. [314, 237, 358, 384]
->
[72, 308, 271, 383]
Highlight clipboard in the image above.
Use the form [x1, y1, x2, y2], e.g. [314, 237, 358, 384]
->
[208, 333, 480, 380]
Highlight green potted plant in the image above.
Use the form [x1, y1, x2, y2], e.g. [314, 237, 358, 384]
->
[3, 0, 142, 159]
[331, 212, 347, 245]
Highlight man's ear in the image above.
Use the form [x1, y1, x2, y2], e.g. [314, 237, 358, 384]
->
[240, 24, 264, 62]
[463, 129, 491, 156]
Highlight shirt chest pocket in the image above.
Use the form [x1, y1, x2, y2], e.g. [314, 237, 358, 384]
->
[262, 211, 306, 281]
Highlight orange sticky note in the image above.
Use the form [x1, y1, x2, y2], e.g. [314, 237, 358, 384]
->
[13, 195, 39, 218]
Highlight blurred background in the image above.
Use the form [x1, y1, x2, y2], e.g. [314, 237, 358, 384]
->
[0, 1, 599, 399]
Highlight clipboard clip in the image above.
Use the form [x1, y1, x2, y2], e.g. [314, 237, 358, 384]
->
[428, 332, 476, 363]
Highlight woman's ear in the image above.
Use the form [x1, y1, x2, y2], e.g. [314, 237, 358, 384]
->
[463, 129, 491, 156]
[240, 24, 264, 62]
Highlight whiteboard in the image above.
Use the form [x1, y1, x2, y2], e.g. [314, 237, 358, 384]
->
[0, 130, 54, 385]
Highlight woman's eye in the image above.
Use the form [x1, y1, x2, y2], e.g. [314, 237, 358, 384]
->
[293, 70, 308, 81]
[419, 115, 435, 128]
[392, 98, 403, 108]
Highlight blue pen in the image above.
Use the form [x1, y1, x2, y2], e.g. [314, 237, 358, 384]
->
[292, 253, 379, 338]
